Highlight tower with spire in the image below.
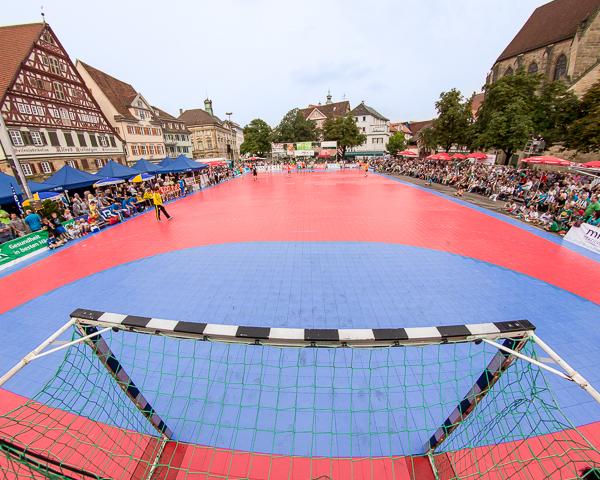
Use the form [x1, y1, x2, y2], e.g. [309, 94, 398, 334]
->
[326, 89, 332, 104]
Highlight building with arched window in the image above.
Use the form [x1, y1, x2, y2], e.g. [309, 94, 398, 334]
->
[486, 0, 600, 97]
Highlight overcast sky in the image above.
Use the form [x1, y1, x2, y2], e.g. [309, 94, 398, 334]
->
[5, 0, 547, 126]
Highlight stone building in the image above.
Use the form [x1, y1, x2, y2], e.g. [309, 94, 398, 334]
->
[178, 99, 238, 160]
[153, 106, 192, 158]
[0, 23, 125, 179]
[76, 61, 166, 164]
[487, 0, 600, 97]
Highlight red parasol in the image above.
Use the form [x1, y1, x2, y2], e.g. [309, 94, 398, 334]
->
[581, 161, 600, 168]
[452, 153, 468, 160]
[522, 156, 573, 166]
[397, 150, 418, 157]
[466, 152, 488, 160]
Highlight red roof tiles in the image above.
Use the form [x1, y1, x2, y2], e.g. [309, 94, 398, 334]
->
[497, 0, 600, 62]
[0, 23, 45, 101]
[78, 61, 139, 121]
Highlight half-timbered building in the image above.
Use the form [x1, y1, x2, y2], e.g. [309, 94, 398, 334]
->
[76, 61, 166, 165]
[0, 23, 125, 178]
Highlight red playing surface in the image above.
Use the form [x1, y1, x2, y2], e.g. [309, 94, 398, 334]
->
[2, 171, 600, 479]
[1, 171, 599, 316]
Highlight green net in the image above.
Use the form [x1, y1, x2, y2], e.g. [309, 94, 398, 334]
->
[0, 325, 599, 479]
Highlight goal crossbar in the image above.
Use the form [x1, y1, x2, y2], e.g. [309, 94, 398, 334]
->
[70, 308, 536, 348]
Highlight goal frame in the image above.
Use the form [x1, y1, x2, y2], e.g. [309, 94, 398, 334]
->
[2, 306, 600, 476]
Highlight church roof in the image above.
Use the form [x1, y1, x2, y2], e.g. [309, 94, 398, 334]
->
[497, 0, 600, 62]
[299, 100, 350, 120]
[0, 23, 45, 102]
[350, 102, 389, 121]
[78, 61, 140, 121]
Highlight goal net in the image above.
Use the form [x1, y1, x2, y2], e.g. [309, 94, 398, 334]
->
[0, 308, 599, 479]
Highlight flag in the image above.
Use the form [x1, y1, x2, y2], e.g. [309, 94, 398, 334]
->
[11, 183, 24, 215]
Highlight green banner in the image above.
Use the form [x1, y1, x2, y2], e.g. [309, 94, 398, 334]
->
[0, 230, 48, 266]
[0, 220, 74, 267]
[295, 142, 313, 151]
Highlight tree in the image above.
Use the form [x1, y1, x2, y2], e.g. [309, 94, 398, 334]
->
[240, 118, 272, 156]
[430, 89, 473, 152]
[272, 108, 318, 142]
[322, 115, 366, 158]
[534, 81, 579, 145]
[387, 132, 406, 156]
[567, 80, 600, 153]
[473, 72, 540, 162]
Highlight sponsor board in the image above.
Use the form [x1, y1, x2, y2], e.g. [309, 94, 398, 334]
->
[564, 223, 600, 255]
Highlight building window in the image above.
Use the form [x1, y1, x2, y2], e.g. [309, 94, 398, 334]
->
[554, 54, 568, 81]
[149, 145, 155, 155]
[131, 145, 138, 156]
[64, 132, 75, 147]
[139, 110, 145, 120]
[528, 62, 538, 75]
[47, 131, 60, 146]
[53, 82, 65, 100]
[504, 67, 514, 76]
[89, 135, 98, 147]
[95, 159, 105, 169]
[98, 135, 108, 147]
[21, 163, 33, 176]
[67, 160, 78, 168]
[109, 136, 116, 147]
[40, 161, 52, 174]
[30, 131, 45, 146]
[127, 125, 134, 135]
[78, 133, 87, 147]
[41, 31, 55, 45]
[140, 145, 147, 155]
[9, 130, 24, 146]
[46, 56, 62, 75]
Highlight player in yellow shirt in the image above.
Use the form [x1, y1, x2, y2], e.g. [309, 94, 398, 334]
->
[152, 187, 172, 221]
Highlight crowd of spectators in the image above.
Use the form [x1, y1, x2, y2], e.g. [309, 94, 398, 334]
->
[0, 169, 235, 248]
[376, 157, 600, 234]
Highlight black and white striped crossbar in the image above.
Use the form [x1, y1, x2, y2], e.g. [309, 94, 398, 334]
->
[70, 309, 535, 348]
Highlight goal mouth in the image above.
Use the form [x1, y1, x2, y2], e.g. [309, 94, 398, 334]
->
[2, 309, 600, 479]
[70, 308, 536, 347]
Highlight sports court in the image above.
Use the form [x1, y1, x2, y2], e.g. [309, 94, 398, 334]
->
[1, 169, 600, 479]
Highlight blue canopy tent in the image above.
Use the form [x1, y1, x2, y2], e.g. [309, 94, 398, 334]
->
[158, 156, 208, 173]
[0, 172, 24, 204]
[96, 160, 138, 179]
[28, 180, 54, 194]
[159, 157, 176, 168]
[132, 159, 161, 173]
[43, 165, 99, 190]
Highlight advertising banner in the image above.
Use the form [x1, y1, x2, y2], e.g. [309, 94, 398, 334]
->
[295, 142, 313, 151]
[564, 223, 600, 255]
[0, 230, 49, 267]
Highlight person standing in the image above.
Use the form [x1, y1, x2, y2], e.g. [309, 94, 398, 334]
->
[24, 209, 43, 232]
[252, 166, 258, 181]
[153, 187, 172, 221]
[9, 213, 30, 237]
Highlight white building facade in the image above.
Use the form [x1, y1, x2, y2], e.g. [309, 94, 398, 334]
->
[348, 102, 390, 157]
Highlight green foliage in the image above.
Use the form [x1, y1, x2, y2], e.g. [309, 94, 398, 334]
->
[387, 132, 407, 155]
[322, 115, 367, 157]
[473, 72, 540, 160]
[431, 89, 473, 151]
[272, 108, 318, 142]
[534, 81, 579, 145]
[37, 199, 63, 221]
[567, 80, 600, 153]
[418, 127, 438, 152]
[240, 118, 272, 156]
